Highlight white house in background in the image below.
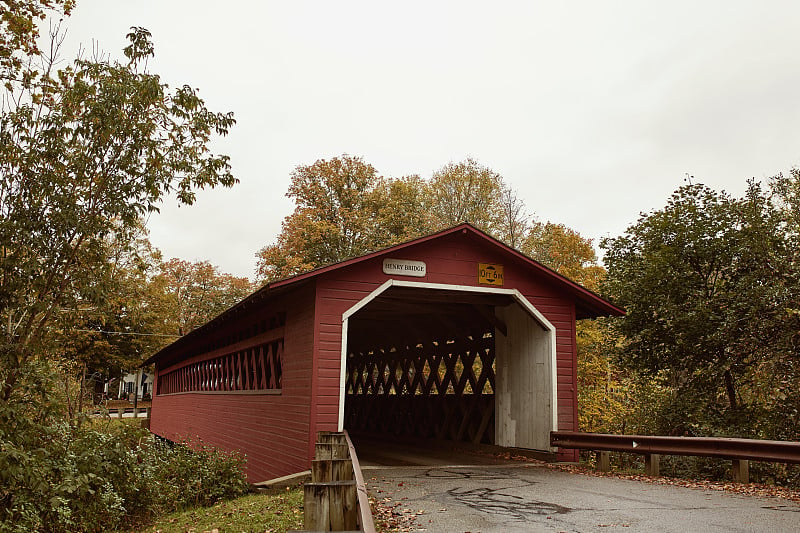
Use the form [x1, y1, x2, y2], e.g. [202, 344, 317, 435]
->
[116, 372, 154, 400]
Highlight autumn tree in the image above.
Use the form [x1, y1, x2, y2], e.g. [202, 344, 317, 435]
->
[156, 258, 253, 335]
[49, 233, 253, 413]
[257, 155, 537, 282]
[518, 220, 630, 432]
[426, 157, 505, 235]
[522, 222, 605, 292]
[574, 316, 637, 434]
[57, 229, 164, 365]
[371, 174, 431, 244]
[256, 155, 424, 281]
[52, 224, 177, 414]
[0, 0, 73, 80]
[426, 158, 532, 249]
[0, 26, 237, 400]
[497, 185, 530, 249]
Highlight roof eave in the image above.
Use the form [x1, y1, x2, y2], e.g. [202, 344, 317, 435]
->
[142, 222, 625, 367]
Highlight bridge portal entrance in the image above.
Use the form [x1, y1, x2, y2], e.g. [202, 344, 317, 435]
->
[339, 281, 556, 453]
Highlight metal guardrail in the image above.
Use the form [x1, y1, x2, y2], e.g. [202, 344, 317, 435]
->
[550, 431, 800, 463]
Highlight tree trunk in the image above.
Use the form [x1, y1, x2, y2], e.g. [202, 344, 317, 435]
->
[724, 369, 738, 410]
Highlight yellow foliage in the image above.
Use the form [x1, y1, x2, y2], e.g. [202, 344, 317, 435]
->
[576, 319, 634, 433]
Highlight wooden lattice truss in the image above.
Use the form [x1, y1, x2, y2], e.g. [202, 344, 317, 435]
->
[345, 332, 497, 445]
[158, 329, 284, 394]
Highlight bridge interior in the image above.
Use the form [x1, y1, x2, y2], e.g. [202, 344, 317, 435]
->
[343, 284, 554, 456]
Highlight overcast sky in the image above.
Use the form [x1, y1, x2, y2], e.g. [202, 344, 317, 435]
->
[60, 1, 800, 279]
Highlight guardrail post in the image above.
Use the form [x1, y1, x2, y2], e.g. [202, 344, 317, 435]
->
[117, 408, 123, 419]
[304, 480, 358, 531]
[297, 431, 375, 532]
[645, 453, 660, 476]
[315, 442, 350, 460]
[732, 459, 749, 483]
[318, 431, 348, 445]
[312, 459, 354, 483]
[597, 451, 610, 472]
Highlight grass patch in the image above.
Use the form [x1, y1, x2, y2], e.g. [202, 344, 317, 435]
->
[87, 416, 143, 429]
[127, 486, 304, 533]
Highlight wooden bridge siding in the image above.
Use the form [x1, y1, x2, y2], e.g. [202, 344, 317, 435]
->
[150, 283, 317, 482]
[311, 276, 377, 462]
[312, 233, 579, 460]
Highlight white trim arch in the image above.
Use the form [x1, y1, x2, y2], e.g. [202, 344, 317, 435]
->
[337, 280, 558, 451]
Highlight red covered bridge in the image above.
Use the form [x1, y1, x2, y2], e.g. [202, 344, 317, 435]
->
[145, 224, 623, 482]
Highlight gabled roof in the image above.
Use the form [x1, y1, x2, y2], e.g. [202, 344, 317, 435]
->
[144, 223, 624, 366]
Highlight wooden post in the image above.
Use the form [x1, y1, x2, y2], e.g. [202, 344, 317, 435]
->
[732, 459, 749, 483]
[315, 443, 350, 460]
[304, 482, 330, 531]
[645, 453, 660, 476]
[597, 451, 610, 472]
[312, 459, 354, 483]
[318, 431, 348, 445]
[304, 481, 358, 531]
[117, 408, 123, 418]
[133, 368, 140, 414]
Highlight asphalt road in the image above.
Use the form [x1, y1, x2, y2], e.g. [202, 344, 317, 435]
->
[364, 463, 800, 533]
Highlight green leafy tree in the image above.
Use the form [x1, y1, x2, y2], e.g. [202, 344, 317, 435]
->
[602, 180, 799, 436]
[52, 225, 177, 413]
[742, 170, 800, 440]
[0, 26, 236, 400]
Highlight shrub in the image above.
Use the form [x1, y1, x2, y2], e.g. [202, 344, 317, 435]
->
[0, 362, 249, 532]
[146, 436, 250, 513]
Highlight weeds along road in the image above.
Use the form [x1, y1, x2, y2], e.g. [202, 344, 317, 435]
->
[365, 463, 800, 533]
